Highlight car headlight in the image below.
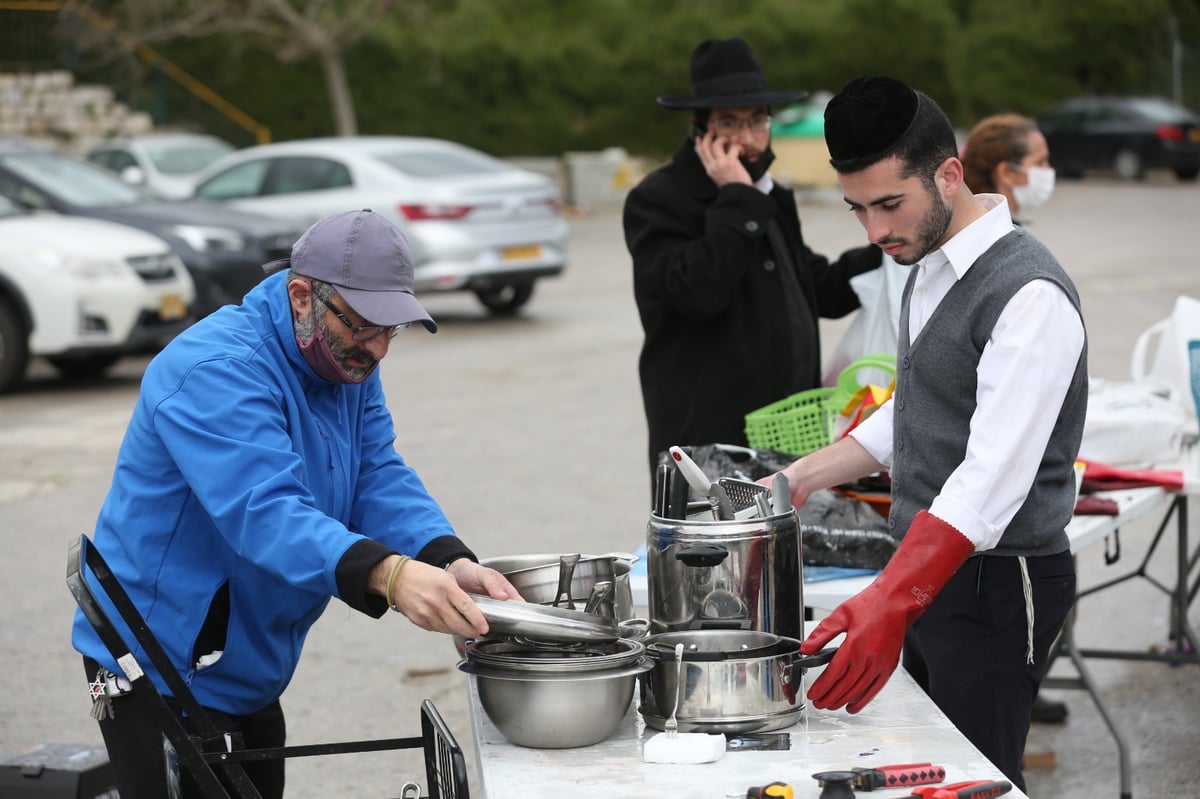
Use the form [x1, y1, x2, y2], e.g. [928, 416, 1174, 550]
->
[33, 249, 128, 278]
[167, 224, 248, 252]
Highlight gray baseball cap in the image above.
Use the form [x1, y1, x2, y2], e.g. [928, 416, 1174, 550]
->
[264, 208, 436, 332]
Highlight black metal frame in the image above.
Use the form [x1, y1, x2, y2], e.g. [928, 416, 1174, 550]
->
[67, 534, 470, 799]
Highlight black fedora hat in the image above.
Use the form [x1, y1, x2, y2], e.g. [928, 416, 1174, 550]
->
[657, 37, 808, 110]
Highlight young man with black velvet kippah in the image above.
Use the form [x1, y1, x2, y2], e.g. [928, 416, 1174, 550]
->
[623, 37, 882, 477]
[769, 76, 1086, 790]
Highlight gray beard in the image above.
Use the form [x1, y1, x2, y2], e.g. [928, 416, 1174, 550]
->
[294, 308, 377, 382]
[295, 309, 316, 344]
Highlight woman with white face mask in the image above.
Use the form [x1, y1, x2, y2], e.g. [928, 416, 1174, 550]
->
[962, 113, 1057, 220]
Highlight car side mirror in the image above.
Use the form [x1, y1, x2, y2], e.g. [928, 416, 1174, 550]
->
[119, 165, 146, 186]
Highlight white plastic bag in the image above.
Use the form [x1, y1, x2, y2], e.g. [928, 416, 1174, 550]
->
[1129, 295, 1200, 431]
[823, 255, 907, 385]
[1079, 378, 1188, 466]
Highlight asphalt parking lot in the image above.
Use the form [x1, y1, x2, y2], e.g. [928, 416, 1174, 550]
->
[1, 176, 1197, 798]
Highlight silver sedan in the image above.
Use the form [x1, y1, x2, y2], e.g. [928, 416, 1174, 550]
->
[191, 136, 569, 315]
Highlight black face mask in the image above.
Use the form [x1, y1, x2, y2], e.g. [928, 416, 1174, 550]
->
[741, 143, 776, 182]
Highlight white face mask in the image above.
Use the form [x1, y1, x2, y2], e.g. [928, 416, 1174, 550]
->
[1011, 165, 1056, 211]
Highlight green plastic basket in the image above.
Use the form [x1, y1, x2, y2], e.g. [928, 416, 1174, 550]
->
[743, 355, 898, 456]
[743, 386, 838, 456]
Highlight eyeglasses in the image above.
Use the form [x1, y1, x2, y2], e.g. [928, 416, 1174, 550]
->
[710, 112, 772, 137]
[313, 294, 406, 341]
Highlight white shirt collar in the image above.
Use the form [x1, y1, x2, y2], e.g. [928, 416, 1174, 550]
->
[922, 193, 1015, 278]
[754, 172, 774, 195]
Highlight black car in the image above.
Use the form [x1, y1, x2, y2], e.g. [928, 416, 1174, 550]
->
[0, 140, 302, 317]
[1038, 95, 1200, 181]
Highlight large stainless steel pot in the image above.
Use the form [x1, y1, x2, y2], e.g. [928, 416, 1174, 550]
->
[637, 630, 834, 734]
[646, 510, 802, 639]
[481, 553, 636, 620]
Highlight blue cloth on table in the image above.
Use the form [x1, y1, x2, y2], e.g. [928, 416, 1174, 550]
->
[804, 566, 879, 582]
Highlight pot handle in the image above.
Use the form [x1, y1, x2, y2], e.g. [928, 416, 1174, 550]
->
[790, 646, 838, 683]
[674, 543, 729, 567]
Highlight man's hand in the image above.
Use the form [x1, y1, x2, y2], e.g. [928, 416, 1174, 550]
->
[801, 585, 906, 714]
[694, 130, 752, 187]
[446, 558, 523, 601]
[385, 558, 519, 639]
[800, 510, 975, 714]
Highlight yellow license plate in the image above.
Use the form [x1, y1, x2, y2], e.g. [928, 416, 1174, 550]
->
[159, 294, 187, 321]
[501, 245, 542, 260]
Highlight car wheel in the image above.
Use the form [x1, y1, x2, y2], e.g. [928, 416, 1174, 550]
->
[1112, 148, 1144, 181]
[47, 354, 121, 381]
[474, 281, 536, 316]
[0, 295, 30, 394]
[1173, 167, 1199, 181]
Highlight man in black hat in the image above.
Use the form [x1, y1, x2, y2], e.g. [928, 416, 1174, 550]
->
[623, 37, 881, 475]
[772, 77, 1086, 789]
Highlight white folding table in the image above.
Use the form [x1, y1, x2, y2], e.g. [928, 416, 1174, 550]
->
[465, 621, 1027, 799]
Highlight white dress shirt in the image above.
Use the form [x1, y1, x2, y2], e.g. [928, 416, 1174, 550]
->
[849, 195, 1086, 551]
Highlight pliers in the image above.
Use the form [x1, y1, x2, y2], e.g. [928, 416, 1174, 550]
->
[909, 780, 1012, 799]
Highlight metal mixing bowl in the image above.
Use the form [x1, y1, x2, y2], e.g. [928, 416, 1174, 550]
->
[459, 655, 651, 749]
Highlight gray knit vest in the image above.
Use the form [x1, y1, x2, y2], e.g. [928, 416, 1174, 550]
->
[889, 229, 1088, 557]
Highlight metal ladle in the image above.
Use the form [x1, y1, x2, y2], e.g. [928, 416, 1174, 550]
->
[552, 553, 580, 610]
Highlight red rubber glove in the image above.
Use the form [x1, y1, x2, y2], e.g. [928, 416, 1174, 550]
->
[801, 510, 975, 713]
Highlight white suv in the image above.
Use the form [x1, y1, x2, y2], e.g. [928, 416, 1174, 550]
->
[0, 197, 195, 393]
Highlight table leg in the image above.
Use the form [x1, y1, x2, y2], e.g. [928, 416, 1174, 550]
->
[1078, 495, 1200, 664]
[1042, 601, 1134, 799]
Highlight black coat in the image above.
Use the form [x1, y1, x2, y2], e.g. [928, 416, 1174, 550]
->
[624, 138, 881, 473]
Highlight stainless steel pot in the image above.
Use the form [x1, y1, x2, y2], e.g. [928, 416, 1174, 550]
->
[482, 552, 636, 620]
[637, 630, 835, 734]
[646, 510, 802, 639]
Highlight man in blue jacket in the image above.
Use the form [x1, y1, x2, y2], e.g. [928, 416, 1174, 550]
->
[71, 208, 521, 798]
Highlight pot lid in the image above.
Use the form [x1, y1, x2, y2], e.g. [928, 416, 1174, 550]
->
[643, 630, 799, 661]
[470, 595, 620, 643]
[465, 637, 645, 673]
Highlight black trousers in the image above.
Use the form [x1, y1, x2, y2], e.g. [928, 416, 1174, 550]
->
[84, 658, 286, 799]
[902, 550, 1075, 792]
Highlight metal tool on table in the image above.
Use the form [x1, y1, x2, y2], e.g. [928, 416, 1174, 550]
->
[669, 445, 735, 520]
[746, 782, 793, 798]
[552, 553, 580, 610]
[908, 780, 1012, 799]
[812, 764, 946, 793]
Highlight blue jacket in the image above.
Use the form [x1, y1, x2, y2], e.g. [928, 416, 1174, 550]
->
[72, 272, 466, 714]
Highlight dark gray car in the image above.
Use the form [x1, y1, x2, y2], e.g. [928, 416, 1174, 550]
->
[0, 140, 302, 317]
[1038, 95, 1200, 181]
